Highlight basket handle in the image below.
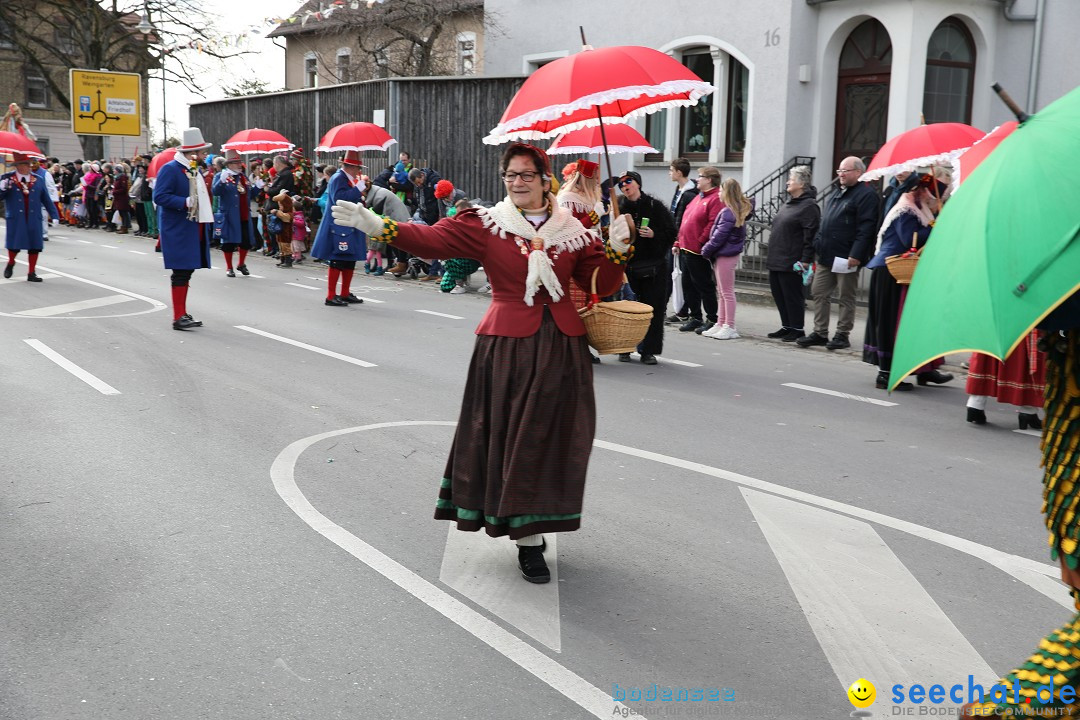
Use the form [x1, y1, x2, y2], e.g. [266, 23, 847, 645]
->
[589, 266, 600, 306]
[912, 231, 919, 252]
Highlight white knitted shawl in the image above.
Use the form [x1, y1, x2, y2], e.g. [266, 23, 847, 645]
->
[476, 197, 593, 305]
[874, 192, 937, 256]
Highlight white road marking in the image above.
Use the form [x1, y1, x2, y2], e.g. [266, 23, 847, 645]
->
[353, 296, 385, 304]
[663, 358, 703, 367]
[77, 239, 94, 244]
[24, 339, 120, 395]
[1014, 429, 1041, 437]
[285, 282, 320, 290]
[235, 325, 377, 368]
[248, 274, 266, 279]
[305, 276, 323, 281]
[0, 262, 165, 319]
[415, 309, 464, 320]
[100, 244, 119, 249]
[129, 250, 148, 255]
[782, 382, 898, 407]
[17, 294, 136, 317]
[0, 273, 59, 285]
[592, 438, 1068, 608]
[743, 488, 997, 716]
[440, 526, 562, 652]
[271, 421, 641, 720]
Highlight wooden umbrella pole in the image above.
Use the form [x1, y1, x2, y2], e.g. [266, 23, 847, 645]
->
[595, 105, 618, 218]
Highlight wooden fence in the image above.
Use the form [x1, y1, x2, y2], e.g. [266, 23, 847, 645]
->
[189, 75, 525, 202]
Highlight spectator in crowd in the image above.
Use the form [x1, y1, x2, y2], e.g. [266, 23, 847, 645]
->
[617, 170, 676, 365]
[131, 156, 149, 235]
[111, 163, 132, 234]
[262, 155, 295, 257]
[797, 156, 879, 351]
[700, 178, 753, 340]
[666, 157, 698, 323]
[673, 166, 724, 334]
[364, 176, 411, 276]
[409, 166, 444, 225]
[81, 162, 101, 229]
[765, 165, 818, 342]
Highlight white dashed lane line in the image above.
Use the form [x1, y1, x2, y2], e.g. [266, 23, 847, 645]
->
[285, 282, 320, 290]
[129, 250, 148, 255]
[415, 309, 464, 320]
[24, 339, 121, 395]
[782, 382, 898, 407]
[234, 325, 377, 368]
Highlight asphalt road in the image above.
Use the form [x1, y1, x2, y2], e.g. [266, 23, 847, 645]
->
[0, 221, 1065, 720]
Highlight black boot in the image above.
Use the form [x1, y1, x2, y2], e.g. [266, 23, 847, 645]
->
[517, 544, 550, 584]
[917, 369, 955, 386]
[3, 263, 13, 279]
[967, 407, 987, 425]
[1018, 412, 1042, 430]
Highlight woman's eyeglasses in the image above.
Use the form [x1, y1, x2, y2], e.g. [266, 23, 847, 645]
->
[501, 171, 540, 183]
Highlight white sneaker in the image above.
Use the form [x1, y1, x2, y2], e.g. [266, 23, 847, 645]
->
[715, 326, 740, 340]
[449, 285, 467, 294]
[479, 282, 492, 294]
[701, 324, 726, 338]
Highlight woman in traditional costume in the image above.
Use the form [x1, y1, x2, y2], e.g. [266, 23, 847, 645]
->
[965, 333, 1045, 428]
[331, 143, 634, 584]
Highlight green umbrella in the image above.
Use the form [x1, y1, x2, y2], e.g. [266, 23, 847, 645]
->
[888, 85, 1080, 390]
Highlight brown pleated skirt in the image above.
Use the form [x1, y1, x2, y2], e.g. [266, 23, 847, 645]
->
[434, 309, 595, 540]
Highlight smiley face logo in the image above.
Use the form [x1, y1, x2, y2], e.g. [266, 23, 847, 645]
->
[847, 678, 876, 708]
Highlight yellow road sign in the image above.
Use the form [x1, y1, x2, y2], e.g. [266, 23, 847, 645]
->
[70, 69, 142, 137]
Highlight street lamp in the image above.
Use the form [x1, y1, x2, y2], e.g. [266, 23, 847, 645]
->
[137, 8, 166, 147]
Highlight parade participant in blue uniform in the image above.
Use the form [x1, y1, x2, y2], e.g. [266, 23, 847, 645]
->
[153, 128, 214, 330]
[212, 149, 253, 278]
[310, 150, 367, 307]
[2, 151, 58, 281]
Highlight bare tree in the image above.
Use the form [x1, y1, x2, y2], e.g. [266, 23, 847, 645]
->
[354, 0, 484, 77]
[0, 0, 250, 157]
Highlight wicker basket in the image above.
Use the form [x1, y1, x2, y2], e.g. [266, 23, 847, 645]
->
[577, 268, 653, 354]
[885, 231, 923, 285]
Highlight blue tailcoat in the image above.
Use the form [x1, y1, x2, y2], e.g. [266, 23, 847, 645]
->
[153, 158, 211, 270]
[211, 170, 253, 245]
[2, 171, 58, 251]
[310, 170, 366, 262]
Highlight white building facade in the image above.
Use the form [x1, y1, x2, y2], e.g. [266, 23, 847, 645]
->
[482, 0, 1076, 192]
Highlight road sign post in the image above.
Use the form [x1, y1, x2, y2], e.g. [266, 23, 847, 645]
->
[70, 69, 142, 137]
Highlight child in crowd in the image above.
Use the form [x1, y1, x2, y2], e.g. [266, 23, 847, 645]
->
[290, 194, 307, 265]
[272, 189, 295, 268]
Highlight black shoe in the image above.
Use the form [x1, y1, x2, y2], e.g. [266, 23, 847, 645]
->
[894, 381, 913, 391]
[338, 293, 364, 304]
[325, 297, 348, 307]
[767, 327, 790, 338]
[967, 407, 987, 425]
[640, 354, 658, 365]
[181, 313, 202, 327]
[155, 246, 162, 252]
[173, 315, 199, 330]
[781, 329, 805, 342]
[695, 321, 716, 335]
[26, 272, 42, 282]
[665, 314, 687, 324]
[3, 263, 12, 279]
[226, 270, 236, 278]
[679, 318, 703, 332]
[917, 370, 954, 386]
[825, 333, 850, 350]
[618, 353, 632, 362]
[591, 354, 600, 364]
[518, 545, 550, 584]
[1019, 412, 1042, 430]
[875, 371, 889, 389]
[796, 332, 828, 348]
[237, 264, 250, 276]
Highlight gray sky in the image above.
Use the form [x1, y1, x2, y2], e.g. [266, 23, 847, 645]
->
[151, 0, 303, 142]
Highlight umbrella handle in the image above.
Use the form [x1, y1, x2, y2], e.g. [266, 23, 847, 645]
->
[992, 83, 1031, 123]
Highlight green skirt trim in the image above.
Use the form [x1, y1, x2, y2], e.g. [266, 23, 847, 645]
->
[435, 477, 581, 528]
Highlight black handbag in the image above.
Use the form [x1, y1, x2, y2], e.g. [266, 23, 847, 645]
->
[626, 260, 662, 280]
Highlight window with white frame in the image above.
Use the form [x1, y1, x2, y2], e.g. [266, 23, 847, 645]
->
[27, 76, 49, 108]
[304, 53, 317, 88]
[644, 45, 749, 164]
[457, 32, 476, 75]
[336, 48, 351, 83]
[55, 26, 77, 55]
[36, 137, 50, 156]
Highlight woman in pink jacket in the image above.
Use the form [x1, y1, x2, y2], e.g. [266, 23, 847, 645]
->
[672, 166, 724, 333]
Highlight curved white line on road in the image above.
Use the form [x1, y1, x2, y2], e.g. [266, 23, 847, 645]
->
[1, 260, 166, 320]
[275, 423, 1070, 717]
[270, 421, 636, 720]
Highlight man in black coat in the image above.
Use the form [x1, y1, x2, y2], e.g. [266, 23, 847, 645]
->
[666, 157, 698, 323]
[408, 167, 442, 225]
[618, 171, 677, 365]
[797, 156, 879, 351]
[262, 155, 296, 257]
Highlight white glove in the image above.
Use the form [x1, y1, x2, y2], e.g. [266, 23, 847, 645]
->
[331, 199, 385, 236]
[0, 179, 9, 193]
[185, 196, 194, 208]
[608, 213, 634, 254]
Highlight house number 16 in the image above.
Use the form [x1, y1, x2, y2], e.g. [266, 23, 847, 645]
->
[765, 28, 781, 47]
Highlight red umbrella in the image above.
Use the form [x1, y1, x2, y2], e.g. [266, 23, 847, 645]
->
[315, 122, 396, 152]
[147, 149, 176, 179]
[953, 121, 1019, 186]
[0, 130, 45, 159]
[483, 45, 713, 145]
[860, 122, 986, 181]
[221, 128, 294, 155]
[548, 124, 656, 155]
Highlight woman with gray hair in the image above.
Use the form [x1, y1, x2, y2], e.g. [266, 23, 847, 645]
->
[764, 165, 819, 341]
